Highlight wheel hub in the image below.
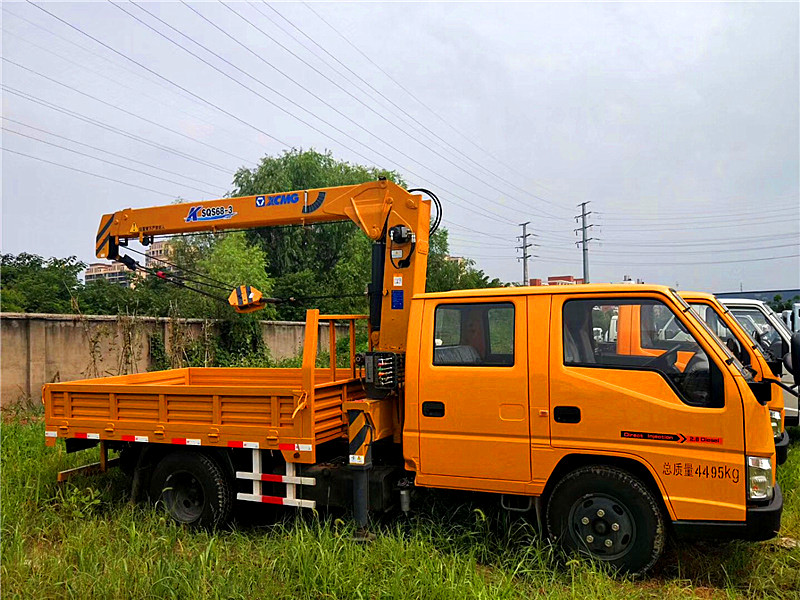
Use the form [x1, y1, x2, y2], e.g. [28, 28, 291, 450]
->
[568, 494, 635, 560]
[162, 471, 205, 523]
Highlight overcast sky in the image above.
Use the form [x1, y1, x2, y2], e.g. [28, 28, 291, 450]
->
[2, 1, 798, 293]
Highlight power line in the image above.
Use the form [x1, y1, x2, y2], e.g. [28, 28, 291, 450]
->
[168, 0, 525, 224]
[3, 126, 222, 197]
[596, 205, 796, 223]
[3, 5, 256, 142]
[110, 0, 516, 227]
[26, 0, 292, 155]
[218, 1, 559, 221]
[3, 57, 253, 170]
[2, 116, 225, 192]
[259, 1, 571, 219]
[3, 85, 236, 174]
[302, 1, 569, 209]
[3, 147, 179, 198]
[1, 22, 267, 159]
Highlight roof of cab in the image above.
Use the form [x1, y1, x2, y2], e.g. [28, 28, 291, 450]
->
[678, 290, 715, 301]
[417, 283, 676, 300]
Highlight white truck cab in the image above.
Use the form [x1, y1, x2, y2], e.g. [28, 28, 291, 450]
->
[721, 298, 799, 426]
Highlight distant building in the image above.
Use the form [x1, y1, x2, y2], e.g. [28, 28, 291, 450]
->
[145, 240, 174, 269]
[84, 262, 132, 287]
[529, 275, 585, 286]
[444, 255, 466, 266]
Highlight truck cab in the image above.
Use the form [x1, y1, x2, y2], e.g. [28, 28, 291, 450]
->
[402, 284, 781, 573]
[720, 298, 799, 427]
[679, 291, 790, 464]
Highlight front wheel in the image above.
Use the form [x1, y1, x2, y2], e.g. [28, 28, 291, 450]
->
[150, 451, 233, 529]
[545, 465, 665, 575]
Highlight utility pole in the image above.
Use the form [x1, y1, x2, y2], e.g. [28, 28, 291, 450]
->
[516, 221, 533, 286]
[574, 202, 594, 284]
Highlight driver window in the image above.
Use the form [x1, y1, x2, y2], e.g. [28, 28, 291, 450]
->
[689, 303, 749, 365]
[729, 308, 784, 359]
[563, 298, 719, 407]
[433, 303, 515, 367]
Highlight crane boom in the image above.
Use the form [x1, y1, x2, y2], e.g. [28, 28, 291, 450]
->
[95, 180, 431, 352]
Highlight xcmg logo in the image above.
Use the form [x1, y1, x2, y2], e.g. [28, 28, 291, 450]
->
[185, 205, 236, 223]
[256, 193, 300, 208]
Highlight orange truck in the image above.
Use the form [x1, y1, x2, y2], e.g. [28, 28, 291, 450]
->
[678, 291, 794, 464]
[44, 181, 796, 574]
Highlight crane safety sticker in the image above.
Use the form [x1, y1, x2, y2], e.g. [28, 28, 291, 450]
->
[45, 431, 57, 438]
[185, 205, 236, 222]
[620, 431, 723, 445]
[662, 462, 740, 483]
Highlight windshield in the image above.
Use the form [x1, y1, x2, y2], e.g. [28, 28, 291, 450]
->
[688, 301, 752, 367]
[671, 291, 750, 378]
[728, 307, 785, 360]
[764, 303, 793, 338]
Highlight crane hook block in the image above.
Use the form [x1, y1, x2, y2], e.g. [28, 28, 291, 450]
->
[228, 285, 267, 314]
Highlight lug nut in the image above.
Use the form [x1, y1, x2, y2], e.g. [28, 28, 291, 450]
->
[611, 523, 620, 531]
[586, 535, 594, 543]
[605, 539, 613, 548]
[596, 509, 605, 517]
[581, 517, 590, 525]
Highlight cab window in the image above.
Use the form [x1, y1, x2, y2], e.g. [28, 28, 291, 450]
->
[689, 303, 750, 366]
[729, 308, 785, 360]
[433, 303, 514, 366]
[563, 298, 722, 408]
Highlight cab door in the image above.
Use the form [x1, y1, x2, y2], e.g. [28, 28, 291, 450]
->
[552, 293, 746, 522]
[417, 297, 531, 482]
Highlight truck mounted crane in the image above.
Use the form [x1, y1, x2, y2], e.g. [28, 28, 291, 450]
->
[43, 180, 797, 574]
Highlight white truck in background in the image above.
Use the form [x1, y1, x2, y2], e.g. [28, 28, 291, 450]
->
[721, 298, 799, 427]
[780, 303, 800, 333]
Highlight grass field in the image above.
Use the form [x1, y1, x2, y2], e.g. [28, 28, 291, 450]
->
[2, 417, 799, 599]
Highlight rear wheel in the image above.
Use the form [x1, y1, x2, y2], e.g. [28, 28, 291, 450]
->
[150, 451, 232, 529]
[545, 465, 665, 575]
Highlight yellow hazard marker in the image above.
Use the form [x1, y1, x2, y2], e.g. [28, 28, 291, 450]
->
[228, 285, 267, 313]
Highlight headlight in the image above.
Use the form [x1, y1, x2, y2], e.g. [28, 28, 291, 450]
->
[747, 456, 773, 501]
[769, 410, 781, 438]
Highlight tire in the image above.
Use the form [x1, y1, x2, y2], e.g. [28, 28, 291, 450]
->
[545, 465, 665, 575]
[150, 450, 232, 529]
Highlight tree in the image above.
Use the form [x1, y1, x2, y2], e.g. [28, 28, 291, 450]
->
[0, 253, 84, 313]
[769, 294, 800, 312]
[425, 230, 503, 292]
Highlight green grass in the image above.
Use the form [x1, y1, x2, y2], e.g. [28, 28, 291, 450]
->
[2, 418, 799, 599]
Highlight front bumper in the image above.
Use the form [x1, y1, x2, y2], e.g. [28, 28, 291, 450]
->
[776, 430, 790, 466]
[672, 483, 782, 542]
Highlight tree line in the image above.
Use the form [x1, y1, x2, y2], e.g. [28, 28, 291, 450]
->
[1, 149, 504, 323]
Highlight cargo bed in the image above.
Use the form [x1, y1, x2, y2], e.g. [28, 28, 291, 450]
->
[43, 312, 367, 464]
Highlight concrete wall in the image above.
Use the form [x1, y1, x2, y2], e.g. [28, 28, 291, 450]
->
[0, 313, 350, 408]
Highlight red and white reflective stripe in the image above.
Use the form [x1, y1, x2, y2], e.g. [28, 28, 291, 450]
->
[235, 471, 315, 486]
[278, 443, 313, 452]
[45, 431, 57, 438]
[236, 492, 315, 508]
[171, 438, 201, 446]
[121, 435, 149, 443]
[74, 432, 100, 440]
[228, 440, 259, 449]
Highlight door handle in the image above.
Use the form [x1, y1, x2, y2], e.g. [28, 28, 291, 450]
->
[553, 406, 581, 423]
[422, 401, 445, 418]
